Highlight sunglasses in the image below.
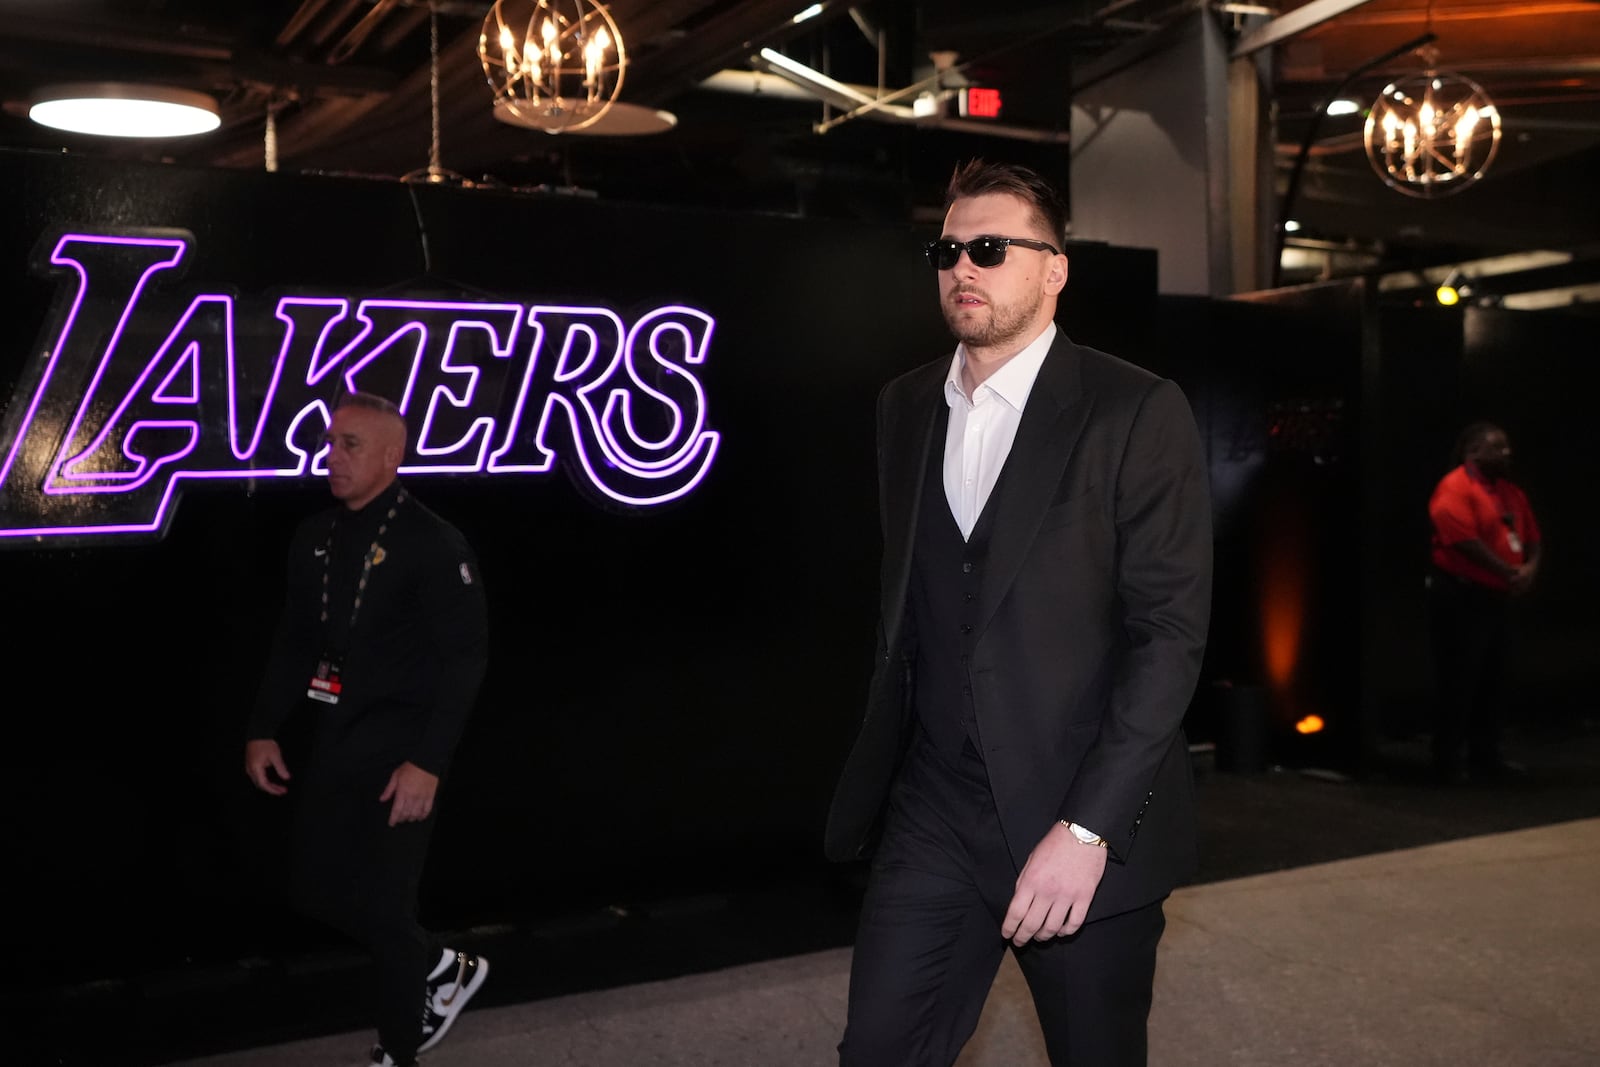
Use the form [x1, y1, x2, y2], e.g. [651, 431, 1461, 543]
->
[924, 236, 1061, 271]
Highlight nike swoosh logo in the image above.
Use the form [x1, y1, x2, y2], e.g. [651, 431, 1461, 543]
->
[439, 955, 469, 1005]
[313, 548, 327, 557]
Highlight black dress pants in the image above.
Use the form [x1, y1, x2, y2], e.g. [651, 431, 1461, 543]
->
[1427, 569, 1510, 773]
[287, 756, 439, 1062]
[841, 731, 1165, 1067]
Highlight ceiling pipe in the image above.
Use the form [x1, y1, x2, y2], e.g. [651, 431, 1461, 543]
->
[1233, 0, 1382, 59]
[307, 0, 368, 49]
[750, 48, 912, 113]
[326, 0, 406, 64]
[276, 0, 339, 48]
[1376, 251, 1576, 291]
[707, 65, 1069, 144]
[845, 6, 886, 98]
[374, 5, 432, 54]
[0, 13, 232, 60]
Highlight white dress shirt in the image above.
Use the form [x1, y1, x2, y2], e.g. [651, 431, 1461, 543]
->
[941, 323, 1057, 540]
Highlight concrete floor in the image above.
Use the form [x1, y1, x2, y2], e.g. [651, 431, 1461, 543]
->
[166, 816, 1600, 1067]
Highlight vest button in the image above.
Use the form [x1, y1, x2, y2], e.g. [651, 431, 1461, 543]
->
[961, 562, 973, 573]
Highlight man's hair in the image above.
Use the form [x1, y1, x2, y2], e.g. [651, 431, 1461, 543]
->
[337, 390, 403, 420]
[944, 159, 1068, 248]
[336, 390, 408, 449]
[1454, 420, 1502, 464]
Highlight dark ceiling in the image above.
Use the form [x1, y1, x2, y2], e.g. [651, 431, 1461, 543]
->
[2, 0, 1599, 306]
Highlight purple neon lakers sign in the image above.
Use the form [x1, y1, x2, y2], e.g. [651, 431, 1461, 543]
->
[0, 231, 720, 546]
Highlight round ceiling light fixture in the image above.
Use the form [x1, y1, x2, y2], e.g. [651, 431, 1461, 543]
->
[28, 83, 222, 138]
[1363, 71, 1500, 198]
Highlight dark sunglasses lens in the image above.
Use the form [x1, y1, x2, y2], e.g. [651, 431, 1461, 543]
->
[967, 238, 1008, 268]
[926, 239, 1008, 269]
[926, 240, 961, 270]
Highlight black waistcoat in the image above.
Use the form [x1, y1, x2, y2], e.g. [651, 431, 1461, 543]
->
[909, 405, 1010, 761]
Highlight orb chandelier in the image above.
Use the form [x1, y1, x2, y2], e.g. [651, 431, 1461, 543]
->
[478, 0, 625, 134]
[1363, 71, 1500, 198]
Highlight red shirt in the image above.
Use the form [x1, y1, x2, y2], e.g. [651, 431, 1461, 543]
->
[1429, 464, 1540, 592]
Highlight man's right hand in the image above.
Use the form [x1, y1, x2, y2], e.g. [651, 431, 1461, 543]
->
[245, 739, 291, 796]
[1510, 563, 1535, 596]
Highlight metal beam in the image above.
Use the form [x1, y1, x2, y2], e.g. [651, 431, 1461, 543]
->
[1231, 0, 1381, 59]
[750, 48, 885, 111]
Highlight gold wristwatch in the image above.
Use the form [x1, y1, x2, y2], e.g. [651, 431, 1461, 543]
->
[1063, 821, 1108, 848]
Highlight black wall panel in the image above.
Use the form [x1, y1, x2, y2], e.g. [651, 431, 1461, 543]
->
[9, 147, 1589, 1001]
[0, 149, 1158, 980]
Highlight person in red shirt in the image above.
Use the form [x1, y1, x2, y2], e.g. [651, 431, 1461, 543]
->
[1426, 422, 1542, 783]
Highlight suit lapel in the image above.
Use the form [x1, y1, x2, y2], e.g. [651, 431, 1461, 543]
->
[880, 363, 944, 647]
[973, 335, 1092, 640]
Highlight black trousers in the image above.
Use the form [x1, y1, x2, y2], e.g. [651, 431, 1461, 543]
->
[287, 757, 439, 1062]
[841, 731, 1166, 1067]
[1426, 569, 1511, 772]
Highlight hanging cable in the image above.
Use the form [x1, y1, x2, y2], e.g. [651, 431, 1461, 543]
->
[402, 1, 466, 186]
[428, 1, 441, 182]
[264, 106, 279, 173]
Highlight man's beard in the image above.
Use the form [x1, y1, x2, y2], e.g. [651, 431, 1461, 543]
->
[943, 286, 1043, 351]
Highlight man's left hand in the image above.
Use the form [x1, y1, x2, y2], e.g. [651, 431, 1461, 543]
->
[379, 761, 439, 827]
[1001, 822, 1108, 945]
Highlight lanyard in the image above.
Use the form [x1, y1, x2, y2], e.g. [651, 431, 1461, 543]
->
[319, 486, 407, 634]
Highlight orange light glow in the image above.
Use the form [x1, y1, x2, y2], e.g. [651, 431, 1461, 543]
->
[1295, 715, 1325, 735]
[1260, 504, 1308, 694]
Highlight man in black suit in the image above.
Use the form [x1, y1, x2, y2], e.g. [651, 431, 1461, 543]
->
[826, 160, 1212, 1066]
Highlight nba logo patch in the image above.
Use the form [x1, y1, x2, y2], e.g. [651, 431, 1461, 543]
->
[459, 562, 473, 585]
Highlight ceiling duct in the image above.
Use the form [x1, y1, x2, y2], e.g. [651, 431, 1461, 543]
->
[730, 48, 1068, 144]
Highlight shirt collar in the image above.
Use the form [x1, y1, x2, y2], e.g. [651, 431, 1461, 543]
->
[944, 321, 1058, 412]
[345, 478, 404, 523]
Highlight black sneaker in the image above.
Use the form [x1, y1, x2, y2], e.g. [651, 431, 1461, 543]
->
[369, 1044, 417, 1067]
[417, 948, 490, 1053]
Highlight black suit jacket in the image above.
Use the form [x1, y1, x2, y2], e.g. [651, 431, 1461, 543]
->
[824, 331, 1213, 920]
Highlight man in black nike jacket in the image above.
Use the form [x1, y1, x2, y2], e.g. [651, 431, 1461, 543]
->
[245, 391, 490, 1067]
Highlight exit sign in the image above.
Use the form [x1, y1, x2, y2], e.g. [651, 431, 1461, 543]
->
[960, 87, 1002, 119]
